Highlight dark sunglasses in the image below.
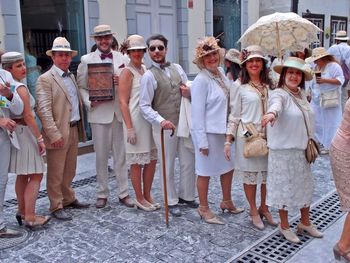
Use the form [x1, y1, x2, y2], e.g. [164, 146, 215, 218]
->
[149, 45, 165, 52]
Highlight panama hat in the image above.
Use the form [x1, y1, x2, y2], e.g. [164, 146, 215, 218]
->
[46, 37, 78, 57]
[274, 57, 313, 81]
[90, 24, 115, 38]
[225, 48, 241, 65]
[126, 35, 147, 51]
[1, 52, 24, 64]
[240, 45, 267, 65]
[193, 36, 225, 68]
[334, 30, 349, 41]
[305, 47, 333, 64]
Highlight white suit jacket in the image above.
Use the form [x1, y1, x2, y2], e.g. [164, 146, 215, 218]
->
[77, 50, 129, 124]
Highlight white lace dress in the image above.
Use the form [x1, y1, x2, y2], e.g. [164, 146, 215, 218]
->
[266, 88, 314, 210]
[122, 65, 157, 166]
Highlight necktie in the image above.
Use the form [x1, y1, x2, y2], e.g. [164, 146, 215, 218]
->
[101, 53, 113, 60]
[160, 62, 171, 69]
[62, 72, 73, 78]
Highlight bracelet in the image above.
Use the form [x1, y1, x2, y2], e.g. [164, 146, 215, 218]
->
[37, 135, 43, 142]
[224, 142, 232, 146]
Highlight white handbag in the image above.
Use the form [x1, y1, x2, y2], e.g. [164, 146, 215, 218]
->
[320, 90, 339, 108]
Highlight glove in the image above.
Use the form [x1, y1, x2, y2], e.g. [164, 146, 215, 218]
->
[127, 128, 137, 145]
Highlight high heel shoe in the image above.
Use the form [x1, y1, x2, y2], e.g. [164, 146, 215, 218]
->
[297, 222, 323, 238]
[24, 215, 51, 229]
[250, 214, 264, 230]
[220, 200, 244, 214]
[258, 208, 278, 226]
[197, 206, 225, 225]
[278, 224, 301, 243]
[134, 199, 157, 212]
[15, 213, 24, 226]
[333, 243, 350, 261]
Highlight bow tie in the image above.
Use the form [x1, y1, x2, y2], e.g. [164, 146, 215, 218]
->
[62, 72, 73, 78]
[100, 53, 113, 60]
[160, 62, 171, 69]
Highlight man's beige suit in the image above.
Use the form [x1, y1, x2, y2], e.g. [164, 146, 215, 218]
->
[77, 50, 129, 200]
[36, 68, 85, 211]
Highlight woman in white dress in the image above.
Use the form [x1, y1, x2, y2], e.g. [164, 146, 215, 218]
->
[118, 35, 158, 212]
[262, 57, 323, 243]
[306, 47, 344, 154]
[225, 45, 277, 230]
[191, 37, 243, 225]
[2, 52, 49, 227]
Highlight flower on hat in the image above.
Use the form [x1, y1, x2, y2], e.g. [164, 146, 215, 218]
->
[240, 49, 251, 63]
[194, 36, 220, 60]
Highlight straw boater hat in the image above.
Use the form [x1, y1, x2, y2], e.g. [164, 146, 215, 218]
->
[1, 51, 24, 64]
[305, 47, 333, 64]
[126, 35, 147, 51]
[240, 45, 267, 65]
[334, 30, 349, 41]
[273, 57, 313, 81]
[193, 36, 225, 68]
[90, 24, 115, 38]
[225, 48, 241, 65]
[46, 37, 77, 57]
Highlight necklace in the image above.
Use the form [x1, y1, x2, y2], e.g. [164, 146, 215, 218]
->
[285, 86, 301, 97]
[206, 69, 229, 97]
[129, 63, 144, 75]
[249, 81, 267, 100]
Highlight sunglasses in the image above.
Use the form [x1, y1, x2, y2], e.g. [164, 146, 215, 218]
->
[149, 45, 165, 52]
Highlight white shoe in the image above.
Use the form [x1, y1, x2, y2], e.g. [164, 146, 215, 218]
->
[278, 224, 301, 243]
[0, 227, 21, 238]
[297, 222, 323, 238]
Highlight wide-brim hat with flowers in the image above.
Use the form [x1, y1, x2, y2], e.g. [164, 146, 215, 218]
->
[305, 47, 333, 64]
[193, 36, 225, 65]
[90, 24, 116, 38]
[274, 57, 313, 81]
[225, 48, 241, 65]
[240, 45, 267, 65]
[46, 37, 77, 57]
[334, 30, 349, 41]
[126, 34, 147, 51]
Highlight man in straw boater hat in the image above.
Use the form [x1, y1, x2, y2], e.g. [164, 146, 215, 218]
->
[77, 25, 132, 209]
[328, 30, 350, 111]
[36, 37, 89, 221]
[139, 34, 197, 217]
[0, 53, 23, 237]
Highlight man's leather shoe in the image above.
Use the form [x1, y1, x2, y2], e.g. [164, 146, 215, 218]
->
[95, 198, 107, 209]
[168, 205, 182, 217]
[119, 196, 134, 208]
[52, 209, 72, 221]
[65, 199, 90, 209]
[178, 198, 199, 208]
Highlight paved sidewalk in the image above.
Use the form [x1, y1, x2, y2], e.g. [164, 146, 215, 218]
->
[0, 153, 337, 262]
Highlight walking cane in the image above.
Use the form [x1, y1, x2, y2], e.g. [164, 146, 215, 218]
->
[160, 127, 174, 227]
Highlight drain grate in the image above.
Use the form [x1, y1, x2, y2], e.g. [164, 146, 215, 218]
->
[4, 176, 97, 208]
[232, 191, 342, 263]
[0, 228, 31, 250]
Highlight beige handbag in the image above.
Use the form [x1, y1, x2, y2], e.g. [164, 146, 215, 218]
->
[320, 90, 339, 108]
[243, 122, 269, 158]
[242, 85, 269, 158]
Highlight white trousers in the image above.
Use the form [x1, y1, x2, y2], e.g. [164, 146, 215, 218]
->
[91, 116, 129, 199]
[0, 130, 10, 229]
[152, 125, 196, 206]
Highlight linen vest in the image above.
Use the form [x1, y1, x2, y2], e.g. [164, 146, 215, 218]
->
[150, 64, 182, 125]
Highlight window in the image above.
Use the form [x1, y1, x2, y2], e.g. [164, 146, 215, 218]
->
[330, 16, 348, 46]
[302, 13, 324, 48]
[213, 0, 241, 49]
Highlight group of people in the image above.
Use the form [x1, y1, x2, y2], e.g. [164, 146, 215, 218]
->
[0, 23, 349, 261]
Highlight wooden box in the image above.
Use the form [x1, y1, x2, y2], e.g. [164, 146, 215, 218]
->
[88, 63, 114, 101]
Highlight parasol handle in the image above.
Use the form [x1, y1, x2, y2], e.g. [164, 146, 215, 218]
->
[275, 22, 282, 59]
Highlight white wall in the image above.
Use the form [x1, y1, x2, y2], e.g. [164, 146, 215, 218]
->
[98, 0, 128, 45]
[247, 0, 260, 26]
[0, 15, 4, 51]
[188, 1, 206, 75]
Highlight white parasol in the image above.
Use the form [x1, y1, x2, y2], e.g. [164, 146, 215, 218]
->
[238, 12, 322, 58]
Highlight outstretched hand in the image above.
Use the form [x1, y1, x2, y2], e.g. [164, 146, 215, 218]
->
[262, 113, 276, 128]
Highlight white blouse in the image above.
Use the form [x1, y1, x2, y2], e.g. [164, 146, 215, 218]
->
[267, 88, 314, 150]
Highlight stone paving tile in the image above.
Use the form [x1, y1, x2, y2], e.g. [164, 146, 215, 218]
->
[0, 154, 335, 262]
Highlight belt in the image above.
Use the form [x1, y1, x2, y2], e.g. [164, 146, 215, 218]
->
[69, 121, 78, 127]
